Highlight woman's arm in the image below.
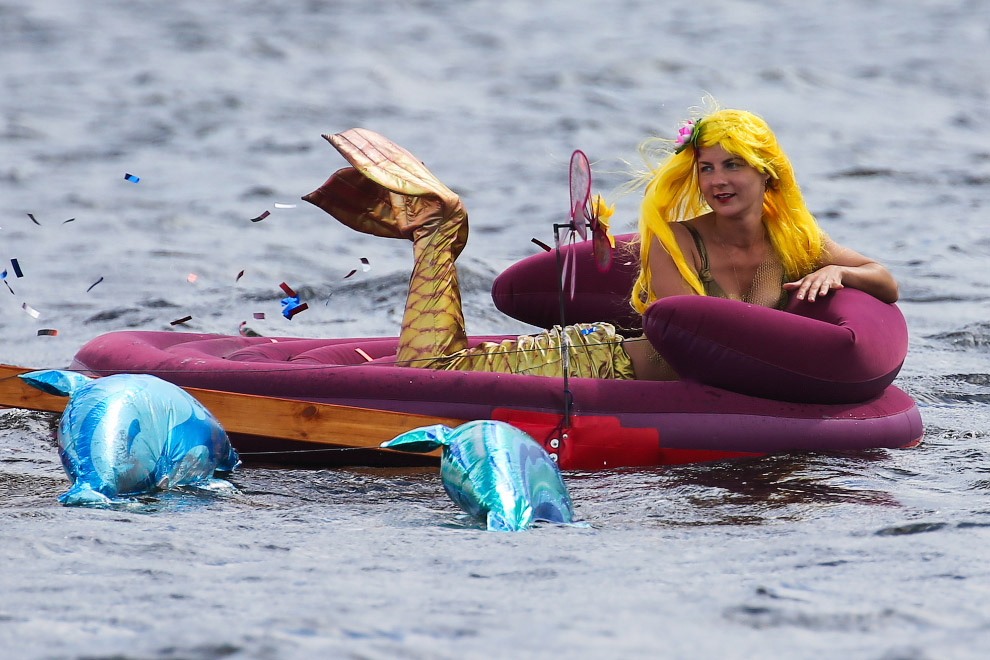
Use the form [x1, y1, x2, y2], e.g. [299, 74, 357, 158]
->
[782, 237, 899, 303]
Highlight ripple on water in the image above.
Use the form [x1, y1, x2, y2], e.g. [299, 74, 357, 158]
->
[926, 323, 990, 350]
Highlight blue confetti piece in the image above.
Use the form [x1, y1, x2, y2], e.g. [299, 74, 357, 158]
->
[579, 326, 598, 335]
[124, 173, 140, 183]
[11, 259, 23, 278]
[280, 296, 309, 320]
[86, 276, 104, 293]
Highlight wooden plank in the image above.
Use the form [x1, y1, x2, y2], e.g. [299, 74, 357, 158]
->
[0, 365, 457, 456]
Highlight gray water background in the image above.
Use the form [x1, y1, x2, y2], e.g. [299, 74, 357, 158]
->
[2, 1, 990, 658]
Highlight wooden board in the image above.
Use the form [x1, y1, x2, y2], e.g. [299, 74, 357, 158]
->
[0, 365, 458, 458]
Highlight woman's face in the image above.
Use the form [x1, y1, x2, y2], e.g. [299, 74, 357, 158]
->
[696, 144, 768, 220]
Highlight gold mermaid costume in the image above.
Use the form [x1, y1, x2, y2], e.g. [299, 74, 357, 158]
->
[302, 128, 635, 380]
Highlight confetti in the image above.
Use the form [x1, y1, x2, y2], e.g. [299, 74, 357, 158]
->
[22, 303, 40, 318]
[284, 302, 308, 320]
[37, 329, 58, 336]
[187, 273, 198, 283]
[250, 210, 270, 222]
[1, 270, 13, 295]
[62, 218, 76, 224]
[279, 282, 297, 297]
[354, 348, 373, 362]
[531, 238, 552, 252]
[86, 276, 104, 292]
[253, 312, 265, 319]
[342, 257, 371, 280]
[124, 173, 140, 183]
[281, 295, 301, 318]
[27, 213, 41, 226]
[170, 315, 192, 326]
[273, 203, 296, 209]
[235, 269, 245, 282]
[11, 259, 23, 278]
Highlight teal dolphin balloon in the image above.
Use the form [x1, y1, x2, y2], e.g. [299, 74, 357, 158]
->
[381, 420, 576, 531]
[19, 370, 240, 506]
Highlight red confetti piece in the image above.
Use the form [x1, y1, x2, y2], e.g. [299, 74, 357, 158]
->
[279, 282, 296, 297]
[187, 273, 198, 283]
[235, 270, 245, 282]
[170, 315, 192, 326]
[37, 329, 58, 336]
[531, 238, 552, 252]
[250, 210, 270, 222]
[253, 312, 265, 319]
[342, 269, 357, 279]
[360, 257, 371, 271]
[285, 302, 308, 319]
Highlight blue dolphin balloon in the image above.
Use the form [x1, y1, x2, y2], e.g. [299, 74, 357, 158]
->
[19, 370, 240, 506]
[381, 420, 576, 531]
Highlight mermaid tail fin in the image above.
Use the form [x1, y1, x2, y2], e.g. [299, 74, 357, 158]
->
[327, 128, 457, 202]
[302, 128, 467, 251]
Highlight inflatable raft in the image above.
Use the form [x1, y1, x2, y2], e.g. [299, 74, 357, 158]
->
[70, 235, 922, 470]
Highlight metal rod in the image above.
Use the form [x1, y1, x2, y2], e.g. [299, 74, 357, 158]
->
[553, 223, 572, 428]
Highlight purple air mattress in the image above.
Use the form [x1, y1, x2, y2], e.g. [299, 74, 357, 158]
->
[71, 237, 922, 470]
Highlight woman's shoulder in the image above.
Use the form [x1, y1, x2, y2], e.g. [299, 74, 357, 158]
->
[670, 215, 712, 252]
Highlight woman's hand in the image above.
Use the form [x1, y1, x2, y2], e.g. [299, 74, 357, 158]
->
[783, 265, 846, 302]
[784, 260, 899, 304]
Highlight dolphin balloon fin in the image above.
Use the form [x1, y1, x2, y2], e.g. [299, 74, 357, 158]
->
[380, 424, 453, 453]
[58, 481, 115, 506]
[19, 369, 93, 397]
[487, 509, 525, 533]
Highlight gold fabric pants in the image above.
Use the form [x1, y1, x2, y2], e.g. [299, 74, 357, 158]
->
[421, 323, 636, 380]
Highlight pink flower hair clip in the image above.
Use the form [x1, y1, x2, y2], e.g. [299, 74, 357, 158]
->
[673, 119, 701, 154]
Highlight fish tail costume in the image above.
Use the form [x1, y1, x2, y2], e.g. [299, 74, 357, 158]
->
[303, 128, 634, 379]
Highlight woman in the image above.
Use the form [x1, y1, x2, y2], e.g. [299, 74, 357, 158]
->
[623, 108, 898, 379]
[303, 108, 897, 380]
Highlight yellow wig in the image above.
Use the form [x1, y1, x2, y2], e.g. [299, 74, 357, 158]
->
[630, 108, 825, 313]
